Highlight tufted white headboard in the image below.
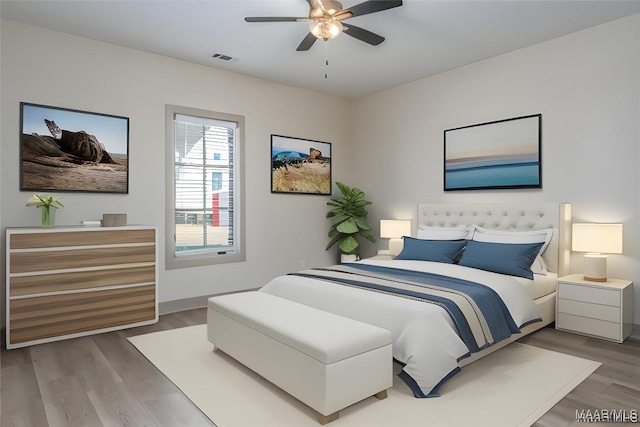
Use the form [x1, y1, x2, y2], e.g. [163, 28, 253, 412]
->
[417, 203, 572, 276]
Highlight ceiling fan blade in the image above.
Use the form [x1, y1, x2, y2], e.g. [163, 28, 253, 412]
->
[296, 33, 318, 51]
[343, 24, 385, 46]
[245, 17, 309, 22]
[343, 0, 402, 18]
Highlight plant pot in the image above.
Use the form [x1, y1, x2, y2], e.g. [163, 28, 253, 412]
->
[340, 254, 359, 263]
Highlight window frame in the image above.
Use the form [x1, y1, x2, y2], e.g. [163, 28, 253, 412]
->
[165, 105, 245, 269]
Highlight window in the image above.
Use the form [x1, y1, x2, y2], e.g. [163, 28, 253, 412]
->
[165, 105, 245, 269]
[212, 172, 222, 191]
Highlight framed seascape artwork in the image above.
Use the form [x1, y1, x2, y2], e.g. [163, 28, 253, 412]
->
[271, 134, 332, 195]
[20, 102, 129, 193]
[444, 114, 542, 191]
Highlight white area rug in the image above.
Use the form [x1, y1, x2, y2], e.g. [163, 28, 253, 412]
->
[128, 324, 600, 427]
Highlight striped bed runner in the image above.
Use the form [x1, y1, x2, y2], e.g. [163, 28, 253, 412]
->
[289, 263, 520, 353]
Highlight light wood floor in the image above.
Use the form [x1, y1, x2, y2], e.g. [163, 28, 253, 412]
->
[521, 327, 640, 427]
[2, 309, 639, 427]
[1, 309, 213, 427]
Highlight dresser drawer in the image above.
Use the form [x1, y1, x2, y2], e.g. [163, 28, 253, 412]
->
[556, 313, 621, 342]
[9, 229, 155, 249]
[10, 245, 155, 274]
[558, 282, 620, 306]
[557, 298, 620, 323]
[9, 265, 156, 297]
[9, 284, 156, 346]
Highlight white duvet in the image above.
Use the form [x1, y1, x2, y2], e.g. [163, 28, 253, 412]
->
[259, 259, 541, 397]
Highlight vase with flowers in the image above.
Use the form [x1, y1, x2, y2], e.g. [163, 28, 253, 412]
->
[26, 194, 64, 227]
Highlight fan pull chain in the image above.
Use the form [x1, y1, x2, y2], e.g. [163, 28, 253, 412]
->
[324, 40, 329, 79]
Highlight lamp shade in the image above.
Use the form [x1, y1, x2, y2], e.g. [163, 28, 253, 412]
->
[309, 19, 343, 40]
[380, 220, 411, 239]
[572, 223, 623, 254]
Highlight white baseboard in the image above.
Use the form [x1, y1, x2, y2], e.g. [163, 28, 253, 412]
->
[158, 288, 260, 315]
[629, 323, 640, 341]
[159, 296, 210, 315]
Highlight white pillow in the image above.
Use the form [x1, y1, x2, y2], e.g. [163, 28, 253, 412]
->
[530, 255, 548, 275]
[472, 226, 553, 250]
[417, 225, 474, 241]
[472, 226, 554, 275]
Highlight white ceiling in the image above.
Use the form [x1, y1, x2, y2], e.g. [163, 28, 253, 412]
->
[3, 0, 640, 99]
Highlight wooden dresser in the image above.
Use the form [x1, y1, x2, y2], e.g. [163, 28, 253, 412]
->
[6, 226, 158, 349]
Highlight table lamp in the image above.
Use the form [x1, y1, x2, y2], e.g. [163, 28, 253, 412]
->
[380, 220, 411, 256]
[572, 223, 623, 282]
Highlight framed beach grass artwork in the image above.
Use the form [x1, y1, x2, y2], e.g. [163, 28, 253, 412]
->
[271, 134, 332, 195]
[444, 114, 541, 191]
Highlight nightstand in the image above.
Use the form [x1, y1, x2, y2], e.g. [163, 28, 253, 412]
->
[556, 274, 634, 343]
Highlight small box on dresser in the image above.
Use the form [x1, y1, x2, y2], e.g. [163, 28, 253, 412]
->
[556, 273, 633, 343]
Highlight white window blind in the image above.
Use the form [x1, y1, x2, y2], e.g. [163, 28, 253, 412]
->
[166, 105, 245, 269]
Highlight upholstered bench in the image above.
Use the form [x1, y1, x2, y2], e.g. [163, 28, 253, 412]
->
[207, 291, 393, 424]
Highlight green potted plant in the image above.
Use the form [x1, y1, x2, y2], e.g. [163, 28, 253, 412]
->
[326, 182, 376, 260]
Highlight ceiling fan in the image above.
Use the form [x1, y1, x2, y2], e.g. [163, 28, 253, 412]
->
[245, 0, 403, 51]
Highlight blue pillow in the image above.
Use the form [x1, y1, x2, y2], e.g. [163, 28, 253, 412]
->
[396, 237, 467, 264]
[458, 240, 544, 279]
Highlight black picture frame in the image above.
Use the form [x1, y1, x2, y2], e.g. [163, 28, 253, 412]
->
[271, 134, 332, 195]
[20, 102, 129, 194]
[444, 114, 542, 191]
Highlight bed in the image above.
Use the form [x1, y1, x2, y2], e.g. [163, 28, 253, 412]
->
[260, 202, 572, 398]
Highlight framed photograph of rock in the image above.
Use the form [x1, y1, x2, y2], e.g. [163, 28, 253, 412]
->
[271, 134, 332, 195]
[20, 102, 129, 193]
[444, 114, 542, 191]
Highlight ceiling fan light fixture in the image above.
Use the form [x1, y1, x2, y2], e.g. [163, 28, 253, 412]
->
[245, 0, 402, 51]
[309, 19, 343, 40]
[310, 7, 323, 18]
[311, 0, 343, 17]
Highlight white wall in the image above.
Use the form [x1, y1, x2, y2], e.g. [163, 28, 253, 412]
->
[3, 14, 640, 328]
[352, 14, 640, 325]
[0, 20, 354, 322]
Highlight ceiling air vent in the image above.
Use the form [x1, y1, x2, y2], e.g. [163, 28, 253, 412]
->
[212, 53, 237, 62]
